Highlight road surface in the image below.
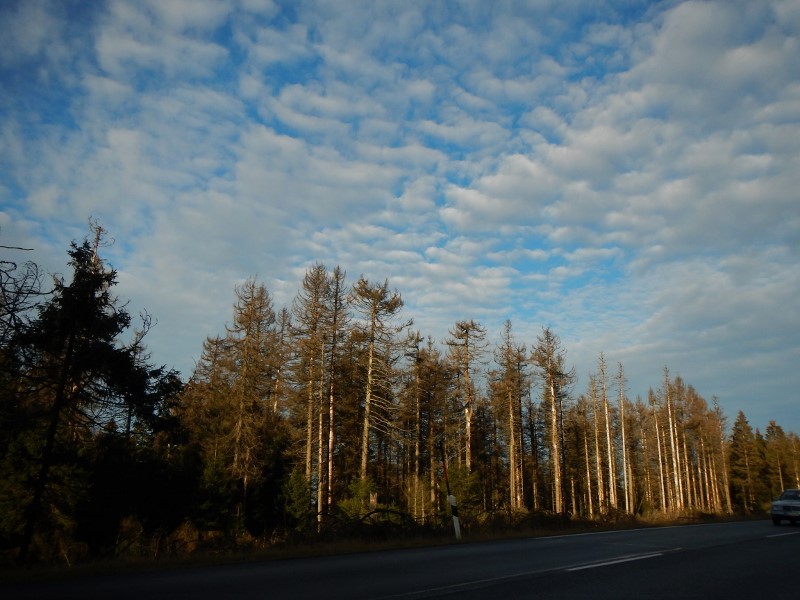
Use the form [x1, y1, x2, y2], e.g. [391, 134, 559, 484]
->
[5, 520, 798, 599]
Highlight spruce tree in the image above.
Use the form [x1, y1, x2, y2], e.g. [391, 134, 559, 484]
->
[10, 231, 177, 562]
[728, 411, 758, 512]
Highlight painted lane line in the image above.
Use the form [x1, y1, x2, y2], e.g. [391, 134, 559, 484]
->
[382, 552, 668, 599]
[565, 552, 663, 572]
[378, 567, 555, 599]
[767, 531, 800, 538]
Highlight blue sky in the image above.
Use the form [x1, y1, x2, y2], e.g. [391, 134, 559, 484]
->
[2, 0, 799, 434]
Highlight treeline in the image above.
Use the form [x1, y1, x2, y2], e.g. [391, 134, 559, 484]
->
[1, 228, 798, 564]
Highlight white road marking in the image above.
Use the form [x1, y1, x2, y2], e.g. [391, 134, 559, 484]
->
[767, 531, 800, 538]
[565, 552, 663, 571]
[378, 567, 554, 599]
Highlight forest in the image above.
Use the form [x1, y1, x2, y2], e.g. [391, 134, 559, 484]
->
[1, 226, 798, 565]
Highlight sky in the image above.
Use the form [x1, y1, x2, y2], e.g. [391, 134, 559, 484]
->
[1, 0, 799, 435]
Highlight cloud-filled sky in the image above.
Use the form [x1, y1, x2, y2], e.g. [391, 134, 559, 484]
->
[2, 0, 799, 433]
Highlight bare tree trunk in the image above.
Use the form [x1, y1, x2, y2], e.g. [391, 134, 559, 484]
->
[600, 356, 616, 510]
[617, 363, 629, 513]
[414, 364, 421, 520]
[570, 476, 577, 515]
[528, 399, 540, 511]
[664, 369, 683, 511]
[326, 267, 346, 515]
[317, 353, 326, 525]
[708, 442, 721, 512]
[592, 380, 605, 513]
[352, 278, 405, 484]
[305, 357, 315, 482]
[326, 368, 335, 514]
[642, 421, 654, 510]
[584, 431, 594, 518]
[682, 431, 693, 508]
[700, 437, 713, 511]
[714, 400, 733, 514]
[508, 385, 516, 509]
[517, 378, 526, 509]
[627, 458, 635, 515]
[360, 311, 376, 481]
[652, 397, 667, 512]
[447, 321, 487, 475]
[429, 431, 437, 519]
[550, 376, 562, 513]
[464, 361, 473, 473]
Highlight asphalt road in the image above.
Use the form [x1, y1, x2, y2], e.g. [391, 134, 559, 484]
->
[5, 520, 798, 599]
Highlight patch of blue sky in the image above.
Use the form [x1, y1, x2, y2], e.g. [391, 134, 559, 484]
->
[209, 31, 248, 86]
[2, 182, 38, 225]
[106, 226, 154, 270]
[269, 0, 309, 30]
[569, 0, 659, 31]
[564, 45, 628, 83]
[2, 69, 77, 134]
[250, 110, 320, 148]
[566, 258, 624, 293]
[533, 2, 656, 76]
[440, 166, 480, 191]
[419, 135, 471, 164]
[262, 54, 324, 87]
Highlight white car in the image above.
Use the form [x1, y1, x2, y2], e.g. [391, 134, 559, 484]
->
[771, 489, 800, 525]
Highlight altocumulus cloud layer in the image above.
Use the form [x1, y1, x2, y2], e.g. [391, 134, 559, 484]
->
[1, 0, 799, 432]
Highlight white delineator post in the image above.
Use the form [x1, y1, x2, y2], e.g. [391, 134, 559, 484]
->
[448, 495, 461, 540]
[440, 442, 462, 541]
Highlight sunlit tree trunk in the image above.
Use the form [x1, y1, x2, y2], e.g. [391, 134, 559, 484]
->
[584, 429, 594, 518]
[706, 439, 721, 512]
[447, 320, 487, 474]
[682, 430, 693, 508]
[550, 376, 562, 512]
[599, 354, 616, 510]
[495, 321, 527, 510]
[317, 340, 326, 526]
[361, 313, 376, 481]
[713, 397, 732, 513]
[699, 436, 712, 511]
[664, 368, 683, 511]
[532, 328, 575, 514]
[651, 391, 667, 512]
[640, 410, 654, 510]
[272, 307, 292, 415]
[292, 265, 328, 488]
[326, 266, 347, 514]
[305, 376, 314, 482]
[528, 398, 541, 510]
[591, 377, 605, 513]
[617, 362, 630, 513]
[409, 332, 423, 520]
[351, 277, 406, 483]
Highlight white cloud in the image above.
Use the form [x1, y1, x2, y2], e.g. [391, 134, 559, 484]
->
[0, 1, 63, 68]
[2, 0, 799, 433]
[144, 0, 231, 32]
[96, 1, 229, 79]
[238, 22, 313, 66]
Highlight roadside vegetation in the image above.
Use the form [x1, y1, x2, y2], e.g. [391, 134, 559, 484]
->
[1, 224, 795, 572]
[1, 508, 765, 585]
